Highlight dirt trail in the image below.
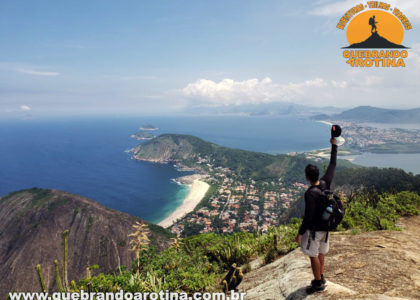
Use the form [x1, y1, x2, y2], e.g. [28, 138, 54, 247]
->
[239, 216, 420, 299]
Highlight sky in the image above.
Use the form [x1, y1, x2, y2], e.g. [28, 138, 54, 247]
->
[1, 0, 420, 118]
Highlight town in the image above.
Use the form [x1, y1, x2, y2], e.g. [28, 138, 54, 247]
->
[334, 121, 420, 152]
[170, 156, 308, 237]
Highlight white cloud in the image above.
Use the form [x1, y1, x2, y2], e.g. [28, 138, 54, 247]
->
[331, 80, 348, 88]
[181, 77, 345, 106]
[20, 105, 31, 111]
[312, 0, 420, 22]
[16, 68, 60, 76]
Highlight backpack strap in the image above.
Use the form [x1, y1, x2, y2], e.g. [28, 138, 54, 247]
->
[309, 183, 328, 193]
[325, 231, 329, 243]
[309, 185, 321, 191]
[306, 233, 312, 249]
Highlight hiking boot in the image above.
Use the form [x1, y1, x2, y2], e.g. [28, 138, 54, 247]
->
[306, 279, 325, 294]
[321, 274, 326, 285]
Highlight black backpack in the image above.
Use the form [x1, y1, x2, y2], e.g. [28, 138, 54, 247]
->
[314, 187, 345, 231]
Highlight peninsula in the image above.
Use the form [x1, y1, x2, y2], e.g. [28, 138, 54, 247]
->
[131, 134, 326, 236]
[311, 106, 420, 154]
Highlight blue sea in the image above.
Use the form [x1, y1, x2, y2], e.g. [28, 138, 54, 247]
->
[1, 115, 417, 223]
[0, 115, 330, 223]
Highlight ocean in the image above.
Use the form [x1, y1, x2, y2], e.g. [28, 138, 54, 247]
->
[0, 115, 418, 223]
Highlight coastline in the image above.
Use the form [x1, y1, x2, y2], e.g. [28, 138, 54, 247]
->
[158, 179, 210, 228]
[298, 120, 347, 159]
[316, 120, 333, 126]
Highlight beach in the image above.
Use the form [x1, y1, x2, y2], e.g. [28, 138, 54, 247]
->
[158, 179, 210, 228]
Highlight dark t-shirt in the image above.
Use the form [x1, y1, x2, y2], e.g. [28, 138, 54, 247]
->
[298, 144, 337, 235]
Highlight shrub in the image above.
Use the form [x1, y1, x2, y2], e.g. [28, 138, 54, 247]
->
[340, 191, 420, 232]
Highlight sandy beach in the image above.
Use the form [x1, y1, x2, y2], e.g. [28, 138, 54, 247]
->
[158, 179, 210, 228]
[316, 120, 333, 126]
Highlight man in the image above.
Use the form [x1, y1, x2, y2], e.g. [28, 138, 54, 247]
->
[295, 137, 337, 294]
[369, 15, 378, 33]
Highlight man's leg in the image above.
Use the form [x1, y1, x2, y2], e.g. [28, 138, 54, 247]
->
[318, 231, 329, 278]
[309, 256, 322, 280]
[318, 253, 325, 276]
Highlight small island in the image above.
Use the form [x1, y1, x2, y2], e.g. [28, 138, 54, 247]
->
[131, 130, 156, 140]
[140, 124, 158, 131]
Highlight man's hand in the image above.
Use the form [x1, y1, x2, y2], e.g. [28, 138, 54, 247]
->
[295, 234, 302, 245]
[330, 138, 337, 145]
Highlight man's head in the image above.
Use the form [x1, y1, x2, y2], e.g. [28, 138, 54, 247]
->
[305, 164, 319, 184]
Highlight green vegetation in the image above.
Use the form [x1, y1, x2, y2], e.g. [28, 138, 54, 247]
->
[221, 264, 243, 293]
[86, 216, 95, 232]
[134, 134, 350, 184]
[144, 220, 176, 240]
[339, 191, 420, 231]
[38, 223, 299, 293]
[334, 167, 420, 194]
[36, 230, 71, 293]
[194, 184, 219, 211]
[36, 189, 420, 294]
[36, 265, 47, 293]
[2, 188, 68, 216]
[0, 187, 46, 204]
[13, 188, 54, 216]
[81, 224, 298, 292]
[282, 167, 420, 223]
[47, 197, 68, 211]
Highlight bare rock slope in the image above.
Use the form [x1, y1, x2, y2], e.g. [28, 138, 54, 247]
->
[0, 188, 172, 294]
[240, 216, 420, 299]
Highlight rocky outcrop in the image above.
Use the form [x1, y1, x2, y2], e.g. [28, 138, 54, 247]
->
[0, 189, 172, 294]
[240, 216, 420, 299]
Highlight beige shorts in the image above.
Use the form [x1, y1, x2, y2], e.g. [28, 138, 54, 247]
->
[300, 230, 329, 257]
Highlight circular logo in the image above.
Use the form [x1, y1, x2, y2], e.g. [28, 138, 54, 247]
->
[345, 10, 406, 48]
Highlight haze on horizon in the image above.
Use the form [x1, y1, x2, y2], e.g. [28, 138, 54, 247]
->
[1, 0, 420, 119]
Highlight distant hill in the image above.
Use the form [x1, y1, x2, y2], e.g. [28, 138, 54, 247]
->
[131, 134, 352, 183]
[0, 188, 172, 293]
[313, 106, 420, 124]
[343, 32, 407, 48]
[185, 102, 345, 117]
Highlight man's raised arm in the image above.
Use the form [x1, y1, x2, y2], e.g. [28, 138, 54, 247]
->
[320, 138, 338, 189]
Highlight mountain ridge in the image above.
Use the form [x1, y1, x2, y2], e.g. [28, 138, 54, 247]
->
[131, 133, 341, 183]
[343, 32, 407, 49]
[0, 188, 172, 294]
[313, 105, 420, 124]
